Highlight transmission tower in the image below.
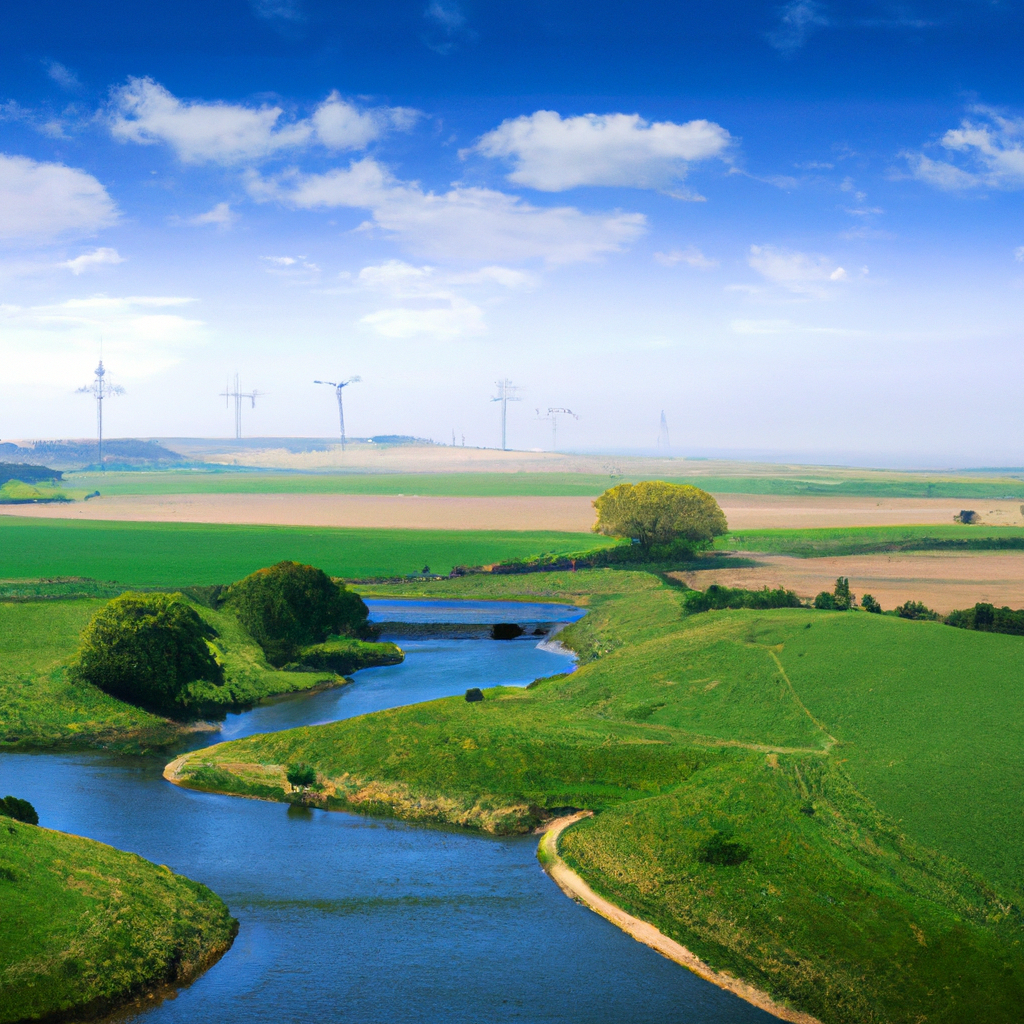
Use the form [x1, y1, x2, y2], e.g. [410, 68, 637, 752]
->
[220, 374, 263, 440]
[314, 377, 361, 450]
[76, 360, 124, 469]
[657, 410, 671, 450]
[536, 407, 579, 452]
[491, 379, 523, 451]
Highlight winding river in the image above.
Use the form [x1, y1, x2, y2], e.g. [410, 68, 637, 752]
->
[0, 600, 774, 1023]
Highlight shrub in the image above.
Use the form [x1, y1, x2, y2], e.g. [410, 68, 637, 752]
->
[225, 561, 370, 667]
[0, 795, 38, 825]
[684, 584, 801, 614]
[896, 600, 940, 621]
[861, 594, 882, 614]
[287, 763, 317, 790]
[73, 593, 223, 714]
[814, 591, 836, 610]
[698, 829, 750, 866]
[465, 688, 484, 702]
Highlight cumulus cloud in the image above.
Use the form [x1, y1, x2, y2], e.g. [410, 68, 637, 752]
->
[107, 79, 414, 165]
[748, 244, 858, 296]
[0, 153, 118, 242]
[350, 259, 532, 338]
[62, 248, 124, 274]
[654, 247, 718, 269]
[248, 158, 646, 264]
[768, 1, 829, 53]
[469, 111, 731, 193]
[0, 295, 203, 385]
[180, 202, 236, 228]
[906, 108, 1024, 191]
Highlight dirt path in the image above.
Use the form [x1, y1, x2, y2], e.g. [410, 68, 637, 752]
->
[537, 814, 822, 1024]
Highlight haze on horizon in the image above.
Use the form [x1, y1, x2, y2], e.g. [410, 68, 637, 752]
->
[1, 0, 1023, 467]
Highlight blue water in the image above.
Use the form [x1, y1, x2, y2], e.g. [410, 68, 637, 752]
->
[0, 600, 774, 1023]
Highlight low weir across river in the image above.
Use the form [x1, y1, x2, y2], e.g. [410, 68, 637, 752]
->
[0, 600, 774, 1023]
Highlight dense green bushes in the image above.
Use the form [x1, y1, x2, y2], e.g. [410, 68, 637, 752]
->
[73, 593, 223, 714]
[0, 796, 38, 825]
[683, 584, 801, 614]
[225, 561, 371, 666]
[947, 602, 1024, 636]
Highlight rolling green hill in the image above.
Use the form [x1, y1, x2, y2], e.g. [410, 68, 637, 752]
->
[172, 569, 1024, 1024]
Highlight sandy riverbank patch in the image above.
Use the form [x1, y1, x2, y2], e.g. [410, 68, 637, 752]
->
[674, 550, 1024, 614]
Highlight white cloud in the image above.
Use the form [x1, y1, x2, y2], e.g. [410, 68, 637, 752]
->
[250, 0, 303, 22]
[423, 1, 474, 54]
[360, 300, 485, 339]
[0, 153, 118, 242]
[768, 1, 829, 54]
[0, 295, 204, 385]
[1015, 246, 1024, 262]
[248, 158, 645, 264]
[469, 110, 731, 192]
[62, 247, 124, 274]
[44, 60, 80, 90]
[261, 254, 320, 280]
[748, 244, 858, 296]
[107, 79, 414, 165]
[654, 247, 718, 269]
[907, 108, 1024, 191]
[183, 202, 236, 228]
[352, 259, 534, 296]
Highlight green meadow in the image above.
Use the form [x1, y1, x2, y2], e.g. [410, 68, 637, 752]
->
[717, 523, 1024, 556]
[0, 818, 236, 1024]
[65, 468, 1024, 499]
[0, 516, 613, 586]
[174, 569, 1024, 1024]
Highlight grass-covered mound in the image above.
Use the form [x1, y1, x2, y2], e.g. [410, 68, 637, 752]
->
[172, 570, 1024, 1024]
[0, 818, 236, 1023]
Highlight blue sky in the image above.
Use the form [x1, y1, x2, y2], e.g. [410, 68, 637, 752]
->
[1, 1, 1023, 465]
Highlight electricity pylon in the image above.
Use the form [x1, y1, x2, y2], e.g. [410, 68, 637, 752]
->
[536, 407, 578, 452]
[221, 374, 263, 439]
[314, 377, 361, 450]
[76, 360, 124, 470]
[491, 379, 522, 450]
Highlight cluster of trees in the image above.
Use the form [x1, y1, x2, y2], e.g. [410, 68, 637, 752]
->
[813, 577, 854, 611]
[73, 562, 373, 715]
[947, 602, 1024, 636]
[684, 584, 801, 614]
[0, 795, 38, 825]
[593, 481, 728, 555]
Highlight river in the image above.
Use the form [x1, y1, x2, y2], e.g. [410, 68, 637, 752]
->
[0, 599, 774, 1023]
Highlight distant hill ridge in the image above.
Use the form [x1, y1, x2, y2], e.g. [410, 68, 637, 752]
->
[0, 439, 183, 469]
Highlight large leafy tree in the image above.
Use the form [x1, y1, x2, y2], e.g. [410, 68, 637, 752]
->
[592, 481, 728, 554]
[74, 593, 223, 713]
[225, 561, 370, 667]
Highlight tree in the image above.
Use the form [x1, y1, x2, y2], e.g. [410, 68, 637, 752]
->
[225, 561, 370, 667]
[287, 763, 317, 791]
[592, 481, 728, 555]
[73, 593, 222, 714]
[861, 594, 882, 614]
[833, 577, 854, 611]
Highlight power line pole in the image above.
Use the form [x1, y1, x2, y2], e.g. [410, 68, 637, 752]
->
[491, 378, 523, 451]
[536, 407, 579, 452]
[314, 377, 361, 450]
[77, 360, 124, 470]
[220, 373, 263, 439]
[657, 410, 671, 450]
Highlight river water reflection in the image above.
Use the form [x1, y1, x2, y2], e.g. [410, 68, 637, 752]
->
[0, 599, 773, 1023]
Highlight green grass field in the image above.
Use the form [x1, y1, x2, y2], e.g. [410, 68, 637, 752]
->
[717, 523, 1024, 556]
[0, 517, 614, 586]
[173, 569, 1024, 1024]
[0, 818, 236, 1023]
[66, 468, 1024, 499]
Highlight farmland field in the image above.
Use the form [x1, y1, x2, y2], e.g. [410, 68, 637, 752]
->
[0, 517, 613, 586]
[174, 568, 1024, 1023]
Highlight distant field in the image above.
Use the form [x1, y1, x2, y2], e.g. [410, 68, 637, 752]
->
[0, 517, 613, 585]
[66, 469, 1024, 500]
[717, 523, 1024, 556]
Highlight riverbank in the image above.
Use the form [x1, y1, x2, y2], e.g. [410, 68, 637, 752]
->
[0, 818, 237, 1024]
[171, 568, 1024, 1023]
[539, 813, 820, 1024]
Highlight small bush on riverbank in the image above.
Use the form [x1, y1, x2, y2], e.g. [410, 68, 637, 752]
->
[73, 593, 223, 714]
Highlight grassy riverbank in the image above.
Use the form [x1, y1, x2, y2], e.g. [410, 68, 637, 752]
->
[0, 595, 398, 750]
[172, 568, 1024, 1023]
[0, 818, 237, 1023]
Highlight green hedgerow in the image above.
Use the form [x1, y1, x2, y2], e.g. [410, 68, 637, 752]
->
[225, 561, 371, 667]
[73, 592, 223, 714]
